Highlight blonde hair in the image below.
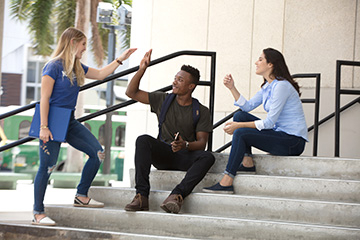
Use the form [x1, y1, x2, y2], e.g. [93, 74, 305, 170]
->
[50, 27, 86, 86]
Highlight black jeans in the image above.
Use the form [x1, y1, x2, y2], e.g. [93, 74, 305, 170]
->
[134, 134, 215, 198]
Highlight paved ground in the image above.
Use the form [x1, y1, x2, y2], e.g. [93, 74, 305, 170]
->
[0, 180, 126, 225]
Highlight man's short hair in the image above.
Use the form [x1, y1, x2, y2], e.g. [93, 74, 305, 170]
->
[181, 65, 200, 85]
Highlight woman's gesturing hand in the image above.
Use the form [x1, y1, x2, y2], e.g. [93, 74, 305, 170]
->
[223, 74, 235, 90]
[223, 121, 241, 135]
[116, 48, 137, 63]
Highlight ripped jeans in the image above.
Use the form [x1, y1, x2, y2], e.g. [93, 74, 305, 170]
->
[33, 114, 104, 214]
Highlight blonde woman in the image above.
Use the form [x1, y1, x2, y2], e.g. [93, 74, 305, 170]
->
[32, 27, 136, 226]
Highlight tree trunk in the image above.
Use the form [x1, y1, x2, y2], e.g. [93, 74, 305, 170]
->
[64, 0, 90, 173]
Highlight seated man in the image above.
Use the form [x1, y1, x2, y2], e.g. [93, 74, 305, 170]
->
[124, 49, 215, 214]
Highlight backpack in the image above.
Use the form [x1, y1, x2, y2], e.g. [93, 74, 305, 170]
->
[158, 93, 200, 141]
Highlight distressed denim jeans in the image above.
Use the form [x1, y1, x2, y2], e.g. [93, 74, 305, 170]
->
[33, 114, 104, 214]
[225, 111, 306, 178]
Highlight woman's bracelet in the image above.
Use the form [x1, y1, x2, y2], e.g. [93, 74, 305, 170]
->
[116, 59, 123, 65]
[40, 125, 48, 130]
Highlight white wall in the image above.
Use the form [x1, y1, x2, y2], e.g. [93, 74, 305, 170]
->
[122, 0, 360, 185]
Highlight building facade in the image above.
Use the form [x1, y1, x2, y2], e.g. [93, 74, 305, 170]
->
[122, 0, 360, 185]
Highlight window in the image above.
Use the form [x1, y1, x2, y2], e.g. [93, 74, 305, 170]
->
[115, 125, 126, 147]
[27, 62, 36, 83]
[98, 124, 125, 147]
[25, 60, 46, 104]
[26, 87, 35, 105]
[98, 124, 105, 146]
[19, 120, 31, 139]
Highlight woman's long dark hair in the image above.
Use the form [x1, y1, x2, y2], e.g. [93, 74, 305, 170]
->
[261, 48, 300, 96]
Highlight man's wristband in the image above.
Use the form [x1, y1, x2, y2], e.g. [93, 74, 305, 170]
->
[185, 141, 189, 150]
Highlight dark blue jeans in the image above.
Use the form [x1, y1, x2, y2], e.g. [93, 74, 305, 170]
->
[33, 114, 104, 214]
[225, 111, 306, 177]
[134, 134, 215, 198]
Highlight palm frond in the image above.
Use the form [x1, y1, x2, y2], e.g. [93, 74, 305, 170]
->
[118, 25, 131, 50]
[112, 0, 132, 50]
[116, 0, 132, 7]
[99, 24, 109, 57]
[55, 0, 76, 40]
[9, 0, 32, 22]
[30, 0, 55, 56]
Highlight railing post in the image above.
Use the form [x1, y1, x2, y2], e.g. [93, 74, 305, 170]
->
[313, 74, 321, 156]
[207, 52, 216, 152]
[335, 60, 341, 157]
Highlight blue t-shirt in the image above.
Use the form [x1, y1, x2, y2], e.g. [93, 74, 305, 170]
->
[42, 60, 89, 110]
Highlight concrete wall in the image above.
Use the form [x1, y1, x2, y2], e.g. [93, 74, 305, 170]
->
[123, 0, 360, 185]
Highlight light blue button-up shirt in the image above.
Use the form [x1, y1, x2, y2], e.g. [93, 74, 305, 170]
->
[235, 79, 308, 141]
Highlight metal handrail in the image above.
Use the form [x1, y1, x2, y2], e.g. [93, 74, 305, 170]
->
[0, 50, 216, 152]
[335, 60, 360, 157]
[294, 73, 321, 156]
[308, 96, 360, 132]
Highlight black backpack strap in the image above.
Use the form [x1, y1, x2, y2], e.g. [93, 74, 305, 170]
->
[158, 93, 176, 140]
[158, 93, 201, 141]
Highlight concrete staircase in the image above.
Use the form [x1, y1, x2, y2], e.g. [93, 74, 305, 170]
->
[1, 153, 360, 239]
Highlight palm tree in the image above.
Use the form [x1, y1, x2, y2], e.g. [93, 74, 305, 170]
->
[8, 0, 132, 66]
[9, 0, 131, 173]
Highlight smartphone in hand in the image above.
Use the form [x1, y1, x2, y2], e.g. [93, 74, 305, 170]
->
[174, 132, 180, 141]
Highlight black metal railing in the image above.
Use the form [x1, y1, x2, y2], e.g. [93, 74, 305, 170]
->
[0, 50, 216, 152]
[294, 73, 321, 156]
[214, 73, 321, 156]
[335, 60, 360, 157]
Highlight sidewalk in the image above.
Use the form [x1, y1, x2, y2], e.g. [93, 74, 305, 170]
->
[0, 180, 126, 225]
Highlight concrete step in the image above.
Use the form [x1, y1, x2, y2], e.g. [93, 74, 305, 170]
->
[0, 172, 33, 189]
[129, 170, 360, 203]
[0, 223, 192, 240]
[50, 173, 117, 188]
[45, 205, 360, 240]
[88, 187, 360, 228]
[210, 153, 360, 180]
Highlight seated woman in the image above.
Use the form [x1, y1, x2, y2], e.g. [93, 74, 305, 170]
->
[204, 48, 308, 194]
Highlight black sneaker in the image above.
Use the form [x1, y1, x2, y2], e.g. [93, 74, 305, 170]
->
[237, 163, 256, 174]
[203, 183, 234, 194]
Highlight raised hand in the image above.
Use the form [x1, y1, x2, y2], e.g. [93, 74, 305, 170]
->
[117, 48, 137, 62]
[223, 74, 235, 90]
[140, 49, 152, 70]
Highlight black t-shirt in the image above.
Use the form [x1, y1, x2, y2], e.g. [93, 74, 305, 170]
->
[149, 92, 212, 144]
